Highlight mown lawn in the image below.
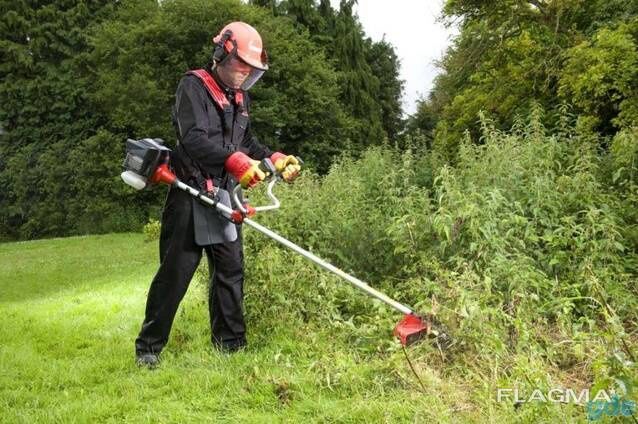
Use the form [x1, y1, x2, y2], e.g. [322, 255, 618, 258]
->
[0, 233, 600, 422]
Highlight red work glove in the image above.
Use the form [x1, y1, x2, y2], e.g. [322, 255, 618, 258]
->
[270, 152, 301, 182]
[225, 152, 266, 189]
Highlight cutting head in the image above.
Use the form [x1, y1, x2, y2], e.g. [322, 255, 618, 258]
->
[393, 314, 431, 346]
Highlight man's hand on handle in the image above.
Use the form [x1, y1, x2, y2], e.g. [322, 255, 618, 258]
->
[270, 152, 301, 182]
[225, 152, 267, 189]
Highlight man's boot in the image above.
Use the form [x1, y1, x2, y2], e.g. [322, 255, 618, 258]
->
[136, 352, 160, 368]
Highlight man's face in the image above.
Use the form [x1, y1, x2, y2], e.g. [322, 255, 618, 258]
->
[217, 55, 252, 89]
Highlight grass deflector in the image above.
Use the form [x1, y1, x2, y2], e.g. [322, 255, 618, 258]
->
[122, 138, 434, 346]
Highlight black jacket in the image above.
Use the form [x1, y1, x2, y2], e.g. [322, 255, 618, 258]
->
[171, 70, 272, 189]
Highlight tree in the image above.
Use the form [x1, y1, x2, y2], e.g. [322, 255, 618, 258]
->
[271, 0, 405, 147]
[560, 22, 638, 133]
[410, 0, 638, 162]
[0, 0, 405, 239]
[0, 0, 116, 239]
[367, 38, 404, 141]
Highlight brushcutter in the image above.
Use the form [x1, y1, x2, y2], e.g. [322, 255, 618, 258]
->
[121, 138, 441, 346]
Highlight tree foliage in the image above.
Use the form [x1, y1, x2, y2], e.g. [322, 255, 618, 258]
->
[559, 22, 638, 131]
[407, 0, 638, 161]
[256, 0, 405, 146]
[0, 0, 405, 240]
[0, 0, 117, 239]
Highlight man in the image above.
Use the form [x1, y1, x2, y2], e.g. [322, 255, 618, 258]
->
[135, 22, 301, 368]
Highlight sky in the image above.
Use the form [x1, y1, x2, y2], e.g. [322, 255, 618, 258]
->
[331, 0, 457, 115]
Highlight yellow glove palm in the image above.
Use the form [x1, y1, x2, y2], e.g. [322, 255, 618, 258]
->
[271, 153, 301, 182]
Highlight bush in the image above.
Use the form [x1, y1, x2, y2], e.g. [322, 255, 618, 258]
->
[188, 109, 638, 400]
[142, 219, 161, 243]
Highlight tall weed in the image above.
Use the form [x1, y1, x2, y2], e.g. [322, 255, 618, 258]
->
[173, 112, 637, 402]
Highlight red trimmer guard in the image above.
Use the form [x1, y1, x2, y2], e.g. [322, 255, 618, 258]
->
[393, 314, 430, 346]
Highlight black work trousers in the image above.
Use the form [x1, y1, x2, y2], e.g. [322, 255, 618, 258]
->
[135, 187, 246, 355]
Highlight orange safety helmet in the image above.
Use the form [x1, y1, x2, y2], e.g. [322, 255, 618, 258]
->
[212, 22, 268, 90]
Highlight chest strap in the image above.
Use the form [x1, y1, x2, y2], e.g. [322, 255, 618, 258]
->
[186, 69, 244, 109]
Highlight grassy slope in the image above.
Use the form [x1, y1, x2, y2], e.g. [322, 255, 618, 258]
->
[0, 233, 596, 423]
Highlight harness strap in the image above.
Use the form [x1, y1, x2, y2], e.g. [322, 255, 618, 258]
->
[186, 69, 245, 109]
[235, 91, 244, 107]
[187, 69, 231, 109]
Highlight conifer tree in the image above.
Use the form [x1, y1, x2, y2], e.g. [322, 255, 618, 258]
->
[0, 0, 116, 239]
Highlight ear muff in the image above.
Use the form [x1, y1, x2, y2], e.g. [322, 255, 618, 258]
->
[212, 29, 235, 64]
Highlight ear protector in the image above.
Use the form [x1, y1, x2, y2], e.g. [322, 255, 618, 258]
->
[212, 30, 236, 64]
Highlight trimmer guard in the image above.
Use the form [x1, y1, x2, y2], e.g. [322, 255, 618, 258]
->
[394, 314, 430, 346]
[192, 188, 238, 245]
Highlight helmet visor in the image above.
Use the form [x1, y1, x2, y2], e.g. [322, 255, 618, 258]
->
[240, 68, 265, 90]
[223, 54, 265, 91]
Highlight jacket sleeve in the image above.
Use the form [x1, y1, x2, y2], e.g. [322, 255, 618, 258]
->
[174, 75, 235, 174]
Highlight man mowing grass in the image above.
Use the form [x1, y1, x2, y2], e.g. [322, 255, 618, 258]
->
[134, 21, 301, 368]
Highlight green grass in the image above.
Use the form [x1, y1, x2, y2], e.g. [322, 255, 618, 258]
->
[0, 233, 626, 422]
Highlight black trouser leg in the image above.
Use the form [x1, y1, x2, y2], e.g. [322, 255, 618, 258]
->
[205, 227, 247, 348]
[135, 188, 202, 355]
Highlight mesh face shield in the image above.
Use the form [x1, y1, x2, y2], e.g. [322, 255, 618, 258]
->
[220, 51, 267, 91]
[239, 44, 268, 90]
[239, 67, 265, 90]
